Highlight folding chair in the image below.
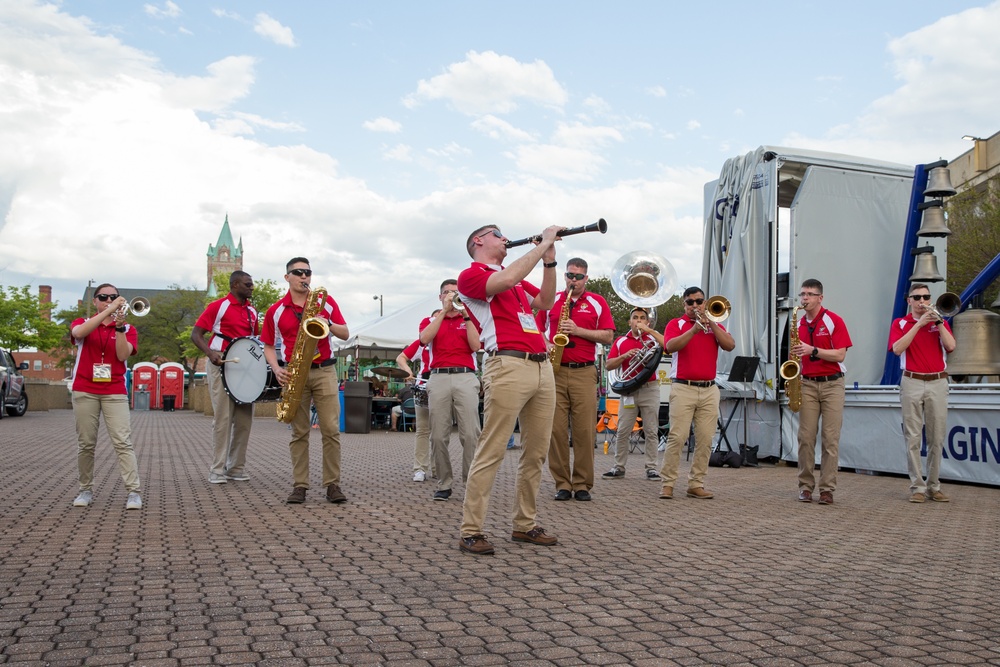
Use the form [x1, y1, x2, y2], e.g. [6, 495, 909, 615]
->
[399, 397, 417, 432]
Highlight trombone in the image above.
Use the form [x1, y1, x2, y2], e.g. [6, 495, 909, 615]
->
[692, 295, 730, 332]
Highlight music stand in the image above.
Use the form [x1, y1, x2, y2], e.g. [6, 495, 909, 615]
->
[717, 356, 760, 460]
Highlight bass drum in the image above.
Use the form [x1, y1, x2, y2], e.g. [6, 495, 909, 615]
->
[221, 337, 281, 404]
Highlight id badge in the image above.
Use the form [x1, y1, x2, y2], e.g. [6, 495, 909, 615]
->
[92, 363, 112, 383]
[622, 395, 635, 408]
[518, 312, 540, 334]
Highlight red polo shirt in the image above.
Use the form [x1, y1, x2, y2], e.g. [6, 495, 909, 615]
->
[261, 292, 346, 364]
[888, 314, 952, 373]
[420, 314, 477, 370]
[194, 293, 259, 352]
[664, 317, 724, 381]
[70, 319, 139, 395]
[798, 308, 852, 377]
[457, 262, 545, 354]
[609, 330, 659, 385]
[542, 291, 615, 364]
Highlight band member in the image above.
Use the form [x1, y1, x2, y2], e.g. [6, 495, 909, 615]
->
[420, 281, 482, 502]
[792, 279, 852, 505]
[889, 283, 956, 503]
[262, 257, 350, 505]
[658, 288, 735, 499]
[70, 284, 142, 510]
[191, 271, 258, 484]
[603, 307, 665, 480]
[543, 258, 615, 501]
[396, 330, 434, 481]
[456, 224, 563, 555]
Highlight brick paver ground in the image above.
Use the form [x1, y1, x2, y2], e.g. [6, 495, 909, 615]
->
[2, 409, 999, 666]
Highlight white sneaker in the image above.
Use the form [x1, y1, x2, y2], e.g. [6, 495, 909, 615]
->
[413, 470, 426, 482]
[209, 473, 228, 484]
[126, 492, 142, 510]
[73, 490, 93, 507]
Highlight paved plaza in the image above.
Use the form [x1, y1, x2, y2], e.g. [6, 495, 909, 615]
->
[1, 409, 999, 666]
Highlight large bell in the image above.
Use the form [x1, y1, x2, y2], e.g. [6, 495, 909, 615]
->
[909, 246, 944, 282]
[946, 308, 1000, 377]
[924, 167, 957, 198]
[916, 200, 952, 237]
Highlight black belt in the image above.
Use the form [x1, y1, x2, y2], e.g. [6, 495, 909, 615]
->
[903, 370, 948, 381]
[803, 373, 844, 382]
[489, 350, 548, 363]
[420, 372, 430, 380]
[430, 367, 475, 374]
[673, 379, 715, 388]
[561, 361, 595, 368]
[278, 359, 335, 369]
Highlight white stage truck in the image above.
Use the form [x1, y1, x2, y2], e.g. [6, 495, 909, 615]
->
[703, 146, 1000, 486]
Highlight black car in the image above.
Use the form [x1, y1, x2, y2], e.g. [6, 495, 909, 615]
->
[0, 348, 29, 418]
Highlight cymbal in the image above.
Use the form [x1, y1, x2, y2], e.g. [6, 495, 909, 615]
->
[370, 366, 409, 379]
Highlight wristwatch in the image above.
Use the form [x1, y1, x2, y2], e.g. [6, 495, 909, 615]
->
[810, 347, 819, 361]
[115, 325, 127, 333]
[543, 261, 558, 268]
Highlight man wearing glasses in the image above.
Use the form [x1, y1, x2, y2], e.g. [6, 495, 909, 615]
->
[889, 283, 956, 503]
[456, 223, 563, 555]
[262, 257, 350, 505]
[658, 287, 735, 500]
[419, 279, 482, 502]
[191, 271, 258, 485]
[542, 258, 615, 501]
[791, 278, 852, 505]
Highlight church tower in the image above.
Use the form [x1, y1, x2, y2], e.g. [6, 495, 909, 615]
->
[206, 215, 243, 295]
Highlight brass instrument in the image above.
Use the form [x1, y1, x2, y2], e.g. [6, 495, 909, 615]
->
[928, 292, 962, 321]
[504, 219, 608, 248]
[451, 292, 466, 312]
[550, 288, 572, 368]
[117, 296, 151, 318]
[780, 306, 802, 412]
[690, 295, 730, 332]
[276, 288, 331, 423]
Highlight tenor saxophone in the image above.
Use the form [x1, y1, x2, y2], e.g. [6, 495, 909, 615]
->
[549, 288, 572, 368]
[276, 287, 331, 423]
[780, 306, 802, 412]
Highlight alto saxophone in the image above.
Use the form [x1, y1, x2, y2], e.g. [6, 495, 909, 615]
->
[549, 288, 572, 368]
[780, 306, 802, 412]
[276, 287, 331, 423]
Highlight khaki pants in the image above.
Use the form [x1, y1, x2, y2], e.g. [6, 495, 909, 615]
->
[289, 366, 342, 489]
[797, 377, 845, 492]
[461, 356, 555, 537]
[428, 372, 482, 492]
[613, 382, 661, 471]
[900, 376, 949, 494]
[549, 365, 598, 491]
[73, 392, 141, 493]
[207, 362, 254, 476]
[660, 383, 719, 489]
[412, 404, 431, 474]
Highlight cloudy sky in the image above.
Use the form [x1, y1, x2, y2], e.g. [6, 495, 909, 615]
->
[1, 0, 998, 326]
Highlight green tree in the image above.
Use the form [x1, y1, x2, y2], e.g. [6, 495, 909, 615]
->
[131, 285, 207, 383]
[0, 284, 64, 351]
[946, 177, 1000, 306]
[49, 301, 89, 370]
[586, 276, 684, 334]
[210, 270, 283, 325]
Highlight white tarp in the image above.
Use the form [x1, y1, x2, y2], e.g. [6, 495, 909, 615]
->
[332, 294, 440, 359]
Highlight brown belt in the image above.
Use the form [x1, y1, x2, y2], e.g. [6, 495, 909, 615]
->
[489, 350, 548, 362]
[903, 370, 948, 381]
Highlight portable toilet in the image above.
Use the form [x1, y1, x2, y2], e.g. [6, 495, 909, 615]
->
[158, 362, 185, 410]
[132, 362, 159, 410]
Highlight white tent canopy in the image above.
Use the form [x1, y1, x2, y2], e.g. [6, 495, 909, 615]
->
[331, 294, 440, 360]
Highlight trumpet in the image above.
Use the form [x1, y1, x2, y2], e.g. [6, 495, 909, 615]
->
[117, 296, 151, 318]
[505, 219, 608, 248]
[450, 293, 466, 312]
[927, 292, 962, 321]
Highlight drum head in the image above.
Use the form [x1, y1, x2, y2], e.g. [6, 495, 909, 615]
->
[222, 337, 269, 404]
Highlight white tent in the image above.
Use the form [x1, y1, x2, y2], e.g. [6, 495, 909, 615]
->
[332, 294, 440, 360]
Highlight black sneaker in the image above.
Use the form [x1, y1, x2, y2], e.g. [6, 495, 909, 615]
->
[459, 534, 495, 555]
[645, 469, 662, 480]
[554, 489, 572, 501]
[602, 467, 625, 479]
[433, 489, 452, 501]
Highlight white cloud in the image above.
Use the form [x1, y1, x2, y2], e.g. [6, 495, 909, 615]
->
[427, 142, 472, 158]
[214, 112, 305, 136]
[470, 115, 534, 142]
[212, 8, 241, 21]
[383, 144, 413, 162]
[686, 120, 701, 131]
[552, 122, 622, 149]
[253, 12, 296, 47]
[161, 55, 257, 113]
[403, 50, 567, 115]
[144, 1, 180, 19]
[645, 85, 667, 98]
[363, 117, 403, 133]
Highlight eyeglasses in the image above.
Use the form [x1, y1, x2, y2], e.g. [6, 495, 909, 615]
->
[565, 272, 586, 281]
[684, 298, 705, 306]
[441, 289, 458, 295]
[95, 294, 120, 302]
[288, 268, 312, 277]
[910, 294, 932, 301]
[798, 292, 821, 298]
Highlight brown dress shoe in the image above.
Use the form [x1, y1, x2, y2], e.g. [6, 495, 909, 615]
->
[286, 487, 306, 504]
[798, 489, 813, 503]
[686, 487, 714, 499]
[459, 534, 495, 555]
[511, 526, 557, 546]
[909, 493, 926, 503]
[927, 490, 950, 502]
[818, 491, 833, 505]
[326, 484, 347, 503]
[659, 486, 673, 499]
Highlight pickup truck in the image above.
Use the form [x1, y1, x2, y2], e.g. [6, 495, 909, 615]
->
[0, 348, 29, 418]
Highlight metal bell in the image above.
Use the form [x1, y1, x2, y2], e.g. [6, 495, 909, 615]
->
[917, 200, 952, 237]
[909, 246, 944, 282]
[924, 167, 957, 198]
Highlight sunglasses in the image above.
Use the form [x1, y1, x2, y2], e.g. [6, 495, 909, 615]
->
[288, 268, 312, 277]
[684, 298, 705, 306]
[95, 293, 120, 302]
[565, 272, 586, 281]
[910, 294, 932, 301]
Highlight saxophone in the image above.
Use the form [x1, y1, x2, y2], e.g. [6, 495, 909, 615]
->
[549, 288, 572, 368]
[780, 306, 802, 412]
[276, 287, 331, 423]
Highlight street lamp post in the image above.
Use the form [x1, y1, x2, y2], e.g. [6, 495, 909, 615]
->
[373, 294, 383, 317]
